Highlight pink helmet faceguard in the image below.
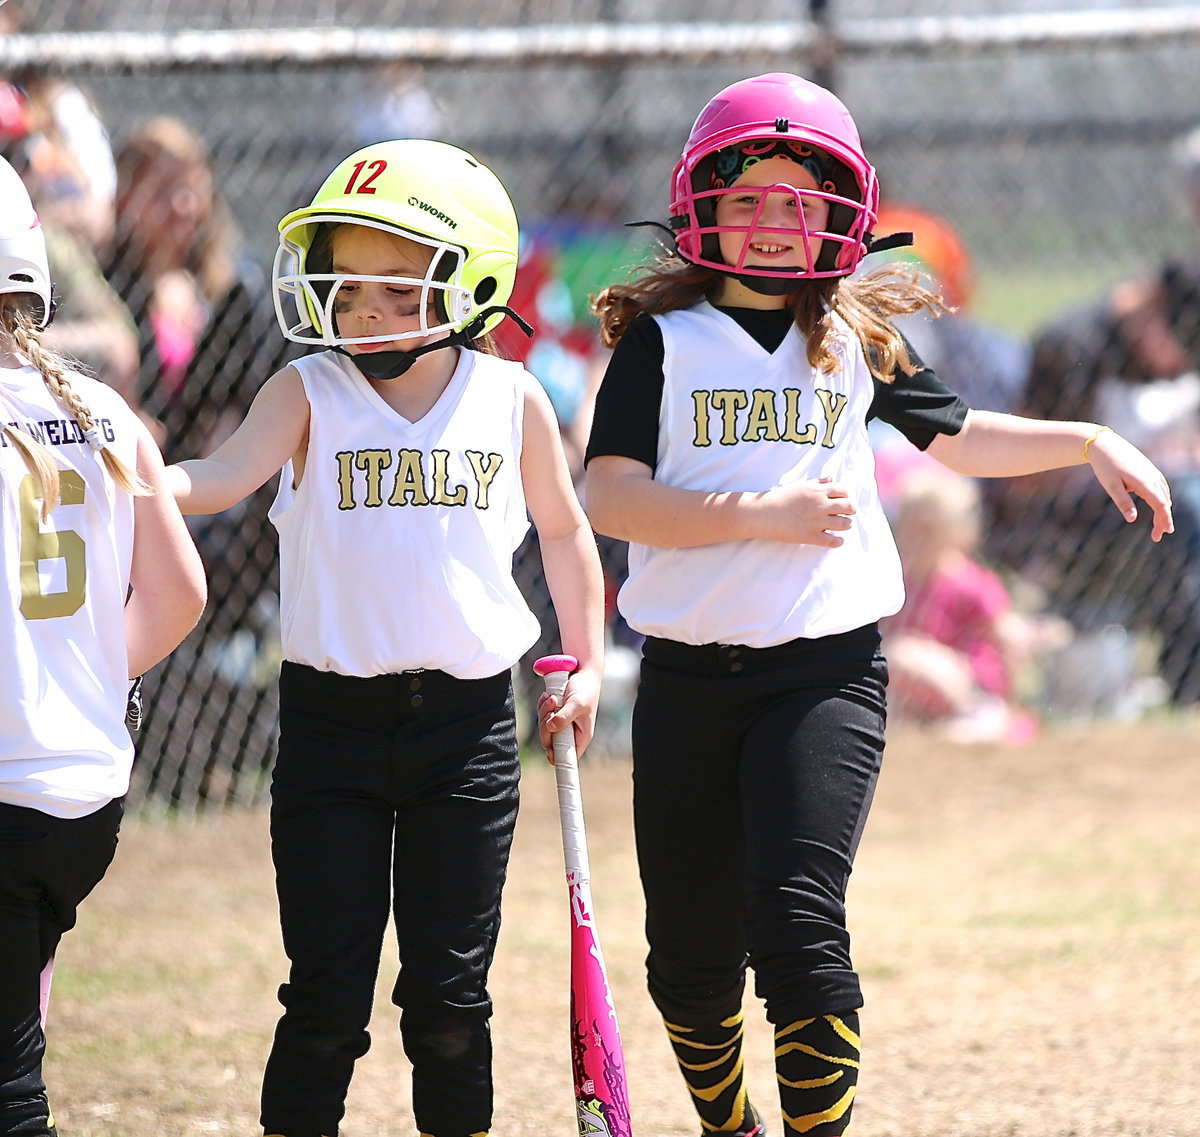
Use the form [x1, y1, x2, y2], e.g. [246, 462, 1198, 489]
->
[669, 72, 880, 291]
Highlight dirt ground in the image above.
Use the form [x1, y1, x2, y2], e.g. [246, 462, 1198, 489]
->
[44, 719, 1199, 1137]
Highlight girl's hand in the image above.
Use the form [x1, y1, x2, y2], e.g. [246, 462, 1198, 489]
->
[1085, 430, 1175, 542]
[750, 478, 857, 546]
[538, 667, 602, 763]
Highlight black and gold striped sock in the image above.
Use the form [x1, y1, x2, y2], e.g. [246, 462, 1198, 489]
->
[774, 1011, 860, 1136]
[663, 1012, 763, 1134]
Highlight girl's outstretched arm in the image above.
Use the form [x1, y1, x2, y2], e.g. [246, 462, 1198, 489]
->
[927, 409, 1174, 542]
[165, 365, 310, 515]
[520, 375, 605, 759]
[125, 418, 207, 677]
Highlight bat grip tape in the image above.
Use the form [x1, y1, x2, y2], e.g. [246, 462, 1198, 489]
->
[542, 669, 592, 882]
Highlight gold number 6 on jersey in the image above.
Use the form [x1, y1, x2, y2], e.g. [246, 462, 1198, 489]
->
[19, 471, 87, 619]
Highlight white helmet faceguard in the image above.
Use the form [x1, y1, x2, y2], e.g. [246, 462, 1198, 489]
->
[0, 156, 52, 328]
[272, 214, 473, 347]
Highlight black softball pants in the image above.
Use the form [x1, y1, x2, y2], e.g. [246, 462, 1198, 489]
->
[0, 797, 123, 1137]
[261, 662, 520, 1137]
[632, 626, 887, 1029]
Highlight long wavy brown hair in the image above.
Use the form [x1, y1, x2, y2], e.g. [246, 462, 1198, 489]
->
[591, 251, 948, 383]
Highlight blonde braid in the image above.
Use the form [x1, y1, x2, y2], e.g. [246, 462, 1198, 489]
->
[1, 416, 61, 521]
[12, 312, 152, 499]
[2, 302, 61, 520]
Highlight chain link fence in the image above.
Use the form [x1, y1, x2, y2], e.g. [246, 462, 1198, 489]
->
[4, 1, 1199, 809]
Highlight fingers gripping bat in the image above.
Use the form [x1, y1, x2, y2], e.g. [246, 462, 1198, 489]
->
[534, 654, 633, 1137]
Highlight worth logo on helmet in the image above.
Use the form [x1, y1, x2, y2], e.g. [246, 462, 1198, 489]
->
[408, 196, 458, 229]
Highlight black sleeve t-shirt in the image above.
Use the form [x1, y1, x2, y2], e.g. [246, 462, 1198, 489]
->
[586, 307, 969, 470]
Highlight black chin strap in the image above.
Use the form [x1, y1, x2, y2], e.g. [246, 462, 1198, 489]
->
[736, 272, 809, 297]
[864, 230, 914, 255]
[335, 305, 534, 381]
[627, 219, 679, 244]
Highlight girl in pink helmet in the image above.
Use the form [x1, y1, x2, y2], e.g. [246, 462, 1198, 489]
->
[585, 72, 1173, 1137]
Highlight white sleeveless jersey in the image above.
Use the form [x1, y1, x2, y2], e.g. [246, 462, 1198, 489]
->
[0, 364, 138, 818]
[618, 302, 904, 646]
[270, 349, 539, 679]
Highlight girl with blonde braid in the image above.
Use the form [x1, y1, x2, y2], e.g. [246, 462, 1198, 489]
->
[0, 156, 206, 1137]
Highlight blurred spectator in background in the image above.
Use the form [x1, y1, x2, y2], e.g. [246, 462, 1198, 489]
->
[2, 2, 138, 410]
[349, 62, 444, 147]
[860, 204, 1048, 688]
[490, 237, 613, 749]
[494, 238, 597, 474]
[41, 216, 142, 419]
[866, 201, 1031, 414]
[986, 124, 1200, 709]
[103, 115, 302, 801]
[104, 116, 287, 449]
[1, 1, 117, 252]
[492, 223, 642, 755]
[0, 100, 141, 431]
[882, 470, 1057, 745]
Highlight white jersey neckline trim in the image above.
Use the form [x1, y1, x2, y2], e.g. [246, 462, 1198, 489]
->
[336, 346, 470, 430]
[700, 299, 794, 359]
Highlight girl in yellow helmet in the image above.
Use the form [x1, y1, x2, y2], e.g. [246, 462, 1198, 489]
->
[166, 139, 605, 1137]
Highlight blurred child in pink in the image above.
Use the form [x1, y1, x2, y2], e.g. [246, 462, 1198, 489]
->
[882, 470, 1050, 743]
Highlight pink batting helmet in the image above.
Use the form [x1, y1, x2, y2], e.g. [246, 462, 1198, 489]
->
[669, 72, 879, 289]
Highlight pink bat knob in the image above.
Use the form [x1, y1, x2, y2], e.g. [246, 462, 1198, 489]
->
[533, 654, 579, 677]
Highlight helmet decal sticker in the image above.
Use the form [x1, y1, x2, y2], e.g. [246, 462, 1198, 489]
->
[710, 139, 838, 195]
[343, 158, 387, 195]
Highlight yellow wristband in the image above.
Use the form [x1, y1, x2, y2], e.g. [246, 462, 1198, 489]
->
[1082, 425, 1113, 462]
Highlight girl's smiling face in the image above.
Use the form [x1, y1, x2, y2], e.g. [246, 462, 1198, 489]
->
[330, 224, 445, 352]
[713, 153, 831, 276]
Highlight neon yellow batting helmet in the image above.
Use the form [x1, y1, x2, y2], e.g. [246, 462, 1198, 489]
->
[272, 139, 522, 352]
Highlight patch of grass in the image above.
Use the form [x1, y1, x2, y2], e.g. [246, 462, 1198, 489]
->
[973, 261, 1133, 337]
